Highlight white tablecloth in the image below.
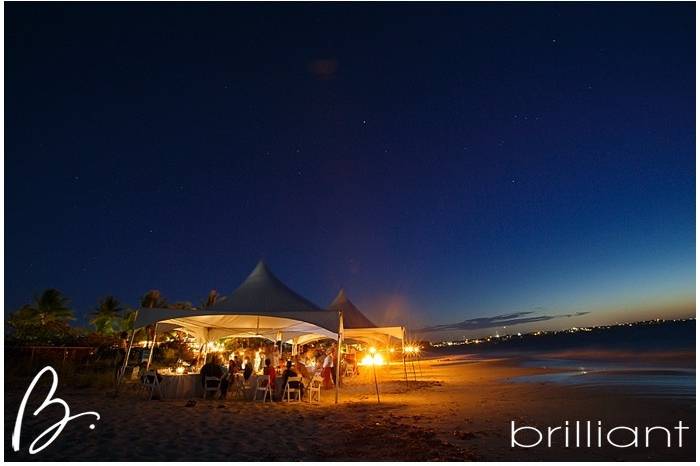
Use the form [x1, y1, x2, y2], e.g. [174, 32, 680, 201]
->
[160, 374, 203, 399]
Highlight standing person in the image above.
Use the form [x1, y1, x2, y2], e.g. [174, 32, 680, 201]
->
[322, 350, 334, 389]
[115, 331, 130, 381]
[257, 347, 267, 373]
[119, 331, 129, 352]
[228, 357, 239, 376]
[243, 357, 253, 381]
[330, 346, 338, 387]
[253, 350, 260, 373]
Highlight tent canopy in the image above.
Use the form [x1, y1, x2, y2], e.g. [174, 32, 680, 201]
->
[343, 326, 404, 348]
[134, 261, 340, 340]
[210, 261, 322, 314]
[327, 289, 404, 347]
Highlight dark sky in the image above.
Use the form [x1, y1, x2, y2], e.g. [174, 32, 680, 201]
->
[6, 3, 695, 338]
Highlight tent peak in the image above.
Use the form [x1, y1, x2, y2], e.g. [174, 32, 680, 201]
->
[208, 260, 322, 314]
[328, 289, 376, 328]
[332, 288, 348, 303]
[253, 258, 269, 272]
[242, 260, 280, 285]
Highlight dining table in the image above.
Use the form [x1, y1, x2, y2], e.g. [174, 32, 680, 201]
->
[159, 372, 204, 399]
[157, 371, 291, 400]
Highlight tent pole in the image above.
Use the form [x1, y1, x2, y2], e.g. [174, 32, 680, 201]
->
[406, 328, 417, 381]
[119, 325, 137, 384]
[372, 357, 381, 403]
[335, 310, 343, 404]
[145, 323, 158, 372]
[402, 326, 408, 388]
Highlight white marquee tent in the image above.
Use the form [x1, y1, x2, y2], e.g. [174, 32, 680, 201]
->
[124, 261, 345, 400]
[121, 261, 406, 401]
[132, 261, 339, 344]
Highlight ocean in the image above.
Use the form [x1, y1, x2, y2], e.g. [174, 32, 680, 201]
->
[426, 319, 695, 399]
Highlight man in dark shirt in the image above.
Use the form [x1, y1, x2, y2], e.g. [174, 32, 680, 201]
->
[201, 355, 228, 399]
[281, 360, 303, 399]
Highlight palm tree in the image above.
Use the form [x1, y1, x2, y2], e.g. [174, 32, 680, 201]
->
[30, 289, 75, 325]
[90, 296, 123, 334]
[140, 290, 167, 309]
[205, 289, 218, 308]
[120, 308, 138, 332]
[7, 304, 42, 330]
[7, 289, 75, 342]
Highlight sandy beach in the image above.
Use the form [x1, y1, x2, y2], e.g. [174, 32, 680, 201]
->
[5, 354, 694, 461]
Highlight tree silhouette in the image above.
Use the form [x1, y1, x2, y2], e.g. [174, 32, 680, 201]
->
[90, 296, 123, 334]
[11, 289, 74, 325]
[7, 289, 75, 342]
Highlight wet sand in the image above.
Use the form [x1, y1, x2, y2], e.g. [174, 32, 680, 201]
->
[4, 354, 695, 461]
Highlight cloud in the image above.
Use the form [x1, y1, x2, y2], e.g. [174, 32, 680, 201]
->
[415, 310, 590, 333]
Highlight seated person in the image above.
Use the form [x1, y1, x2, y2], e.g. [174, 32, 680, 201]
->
[263, 358, 277, 398]
[293, 355, 311, 381]
[200, 355, 228, 399]
[281, 360, 303, 398]
[228, 357, 240, 377]
[219, 362, 229, 397]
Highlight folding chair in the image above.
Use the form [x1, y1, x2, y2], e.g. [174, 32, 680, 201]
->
[253, 375, 271, 402]
[307, 374, 322, 403]
[203, 376, 222, 399]
[282, 376, 302, 402]
[141, 370, 163, 400]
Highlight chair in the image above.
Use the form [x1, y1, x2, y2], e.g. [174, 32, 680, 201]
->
[282, 376, 302, 402]
[253, 375, 271, 402]
[141, 370, 163, 400]
[243, 375, 254, 394]
[203, 376, 221, 399]
[307, 374, 322, 403]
